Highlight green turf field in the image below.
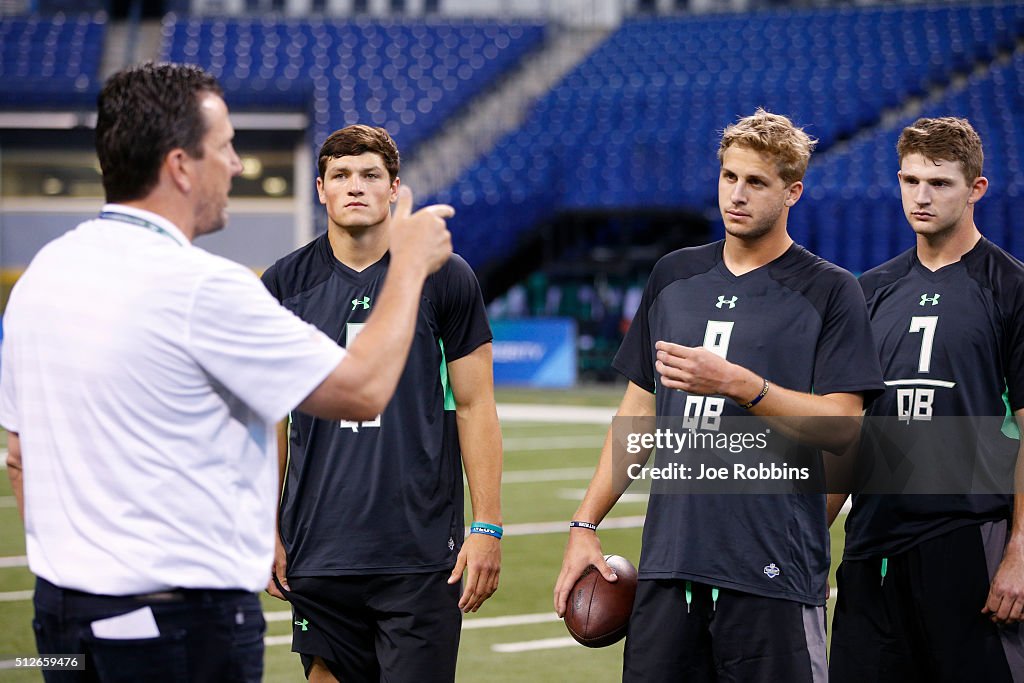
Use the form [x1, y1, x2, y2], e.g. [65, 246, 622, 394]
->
[0, 389, 844, 682]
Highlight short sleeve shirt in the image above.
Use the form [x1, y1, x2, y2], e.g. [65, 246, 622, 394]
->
[614, 241, 884, 604]
[262, 235, 492, 575]
[0, 205, 344, 594]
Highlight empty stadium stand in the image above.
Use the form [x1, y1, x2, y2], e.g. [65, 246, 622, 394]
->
[0, 13, 106, 107]
[432, 3, 1024, 274]
[159, 17, 546, 152]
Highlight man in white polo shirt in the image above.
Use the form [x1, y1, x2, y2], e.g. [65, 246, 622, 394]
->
[0, 62, 453, 682]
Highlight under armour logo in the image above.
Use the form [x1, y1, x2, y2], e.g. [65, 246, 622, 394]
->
[351, 296, 371, 310]
[919, 294, 940, 306]
[716, 295, 738, 309]
[294, 619, 309, 632]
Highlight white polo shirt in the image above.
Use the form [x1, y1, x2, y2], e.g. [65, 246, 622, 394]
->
[0, 205, 345, 595]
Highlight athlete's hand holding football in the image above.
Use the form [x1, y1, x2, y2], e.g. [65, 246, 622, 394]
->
[553, 528, 618, 618]
[654, 340, 761, 403]
[389, 186, 454, 276]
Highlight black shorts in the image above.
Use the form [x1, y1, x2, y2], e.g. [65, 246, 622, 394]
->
[280, 572, 461, 683]
[831, 520, 1024, 683]
[622, 579, 827, 683]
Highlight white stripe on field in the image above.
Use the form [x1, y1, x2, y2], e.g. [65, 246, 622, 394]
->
[463, 612, 561, 630]
[497, 404, 615, 425]
[502, 435, 605, 451]
[265, 635, 293, 647]
[0, 589, 33, 601]
[503, 515, 646, 536]
[0, 514, 646, 575]
[557, 489, 648, 503]
[0, 496, 17, 508]
[265, 611, 561, 632]
[265, 610, 292, 623]
[502, 467, 595, 484]
[0, 516, 644, 573]
[492, 636, 582, 653]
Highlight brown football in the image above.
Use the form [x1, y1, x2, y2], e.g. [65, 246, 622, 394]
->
[564, 554, 638, 648]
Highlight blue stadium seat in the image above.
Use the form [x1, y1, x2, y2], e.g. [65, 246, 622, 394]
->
[427, 3, 1023, 271]
[160, 17, 545, 153]
[0, 13, 106, 107]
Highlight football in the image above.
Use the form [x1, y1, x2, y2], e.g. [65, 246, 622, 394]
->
[564, 554, 638, 648]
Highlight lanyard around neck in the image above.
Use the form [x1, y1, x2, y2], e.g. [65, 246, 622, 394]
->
[99, 211, 182, 246]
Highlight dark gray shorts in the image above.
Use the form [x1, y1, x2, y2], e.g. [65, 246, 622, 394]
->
[281, 571, 461, 683]
[622, 579, 826, 683]
[831, 519, 1024, 683]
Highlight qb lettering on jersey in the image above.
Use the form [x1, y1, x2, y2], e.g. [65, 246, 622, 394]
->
[887, 309, 955, 423]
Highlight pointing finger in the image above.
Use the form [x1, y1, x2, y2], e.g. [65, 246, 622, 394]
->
[421, 203, 455, 220]
[394, 185, 414, 219]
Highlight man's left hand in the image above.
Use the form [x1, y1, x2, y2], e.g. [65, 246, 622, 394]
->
[655, 341, 746, 398]
[983, 546, 1024, 625]
[448, 533, 501, 613]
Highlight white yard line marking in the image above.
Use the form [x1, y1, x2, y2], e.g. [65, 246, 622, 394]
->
[265, 610, 292, 622]
[497, 404, 615, 424]
[492, 636, 583, 653]
[502, 516, 646, 536]
[0, 589, 33, 602]
[267, 611, 564, 630]
[263, 611, 562, 648]
[0, 496, 18, 508]
[502, 467, 595, 483]
[557, 489, 648, 503]
[0, 555, 27, 568]
[502, 435, 605, 451]
[463, 612, 561, 630]
[264, 634, 293, 647]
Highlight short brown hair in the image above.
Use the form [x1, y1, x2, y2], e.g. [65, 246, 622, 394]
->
[317, 125, 400, 181]
[97, 62, 222, 203]
[897, 117, 983, 183]
[718, 108, 818, 185]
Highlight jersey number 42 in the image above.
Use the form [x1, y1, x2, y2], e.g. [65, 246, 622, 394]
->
[339, 323, 382, 432]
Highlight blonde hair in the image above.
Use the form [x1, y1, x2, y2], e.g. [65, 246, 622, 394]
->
[718, 108, 817, 184]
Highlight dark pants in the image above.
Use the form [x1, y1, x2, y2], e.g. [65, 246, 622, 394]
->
[32, 577, 265, 683]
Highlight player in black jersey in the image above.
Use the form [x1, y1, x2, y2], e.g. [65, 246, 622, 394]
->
[830, 118, 1024, 681]
[554, 109, 884, 682]
[261, 126, 503, 683]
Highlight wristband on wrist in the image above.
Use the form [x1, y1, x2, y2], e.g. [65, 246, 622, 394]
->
[739, 378, 769, 410]
[569, 520, 598, 531]
[470, 522, 503, 540]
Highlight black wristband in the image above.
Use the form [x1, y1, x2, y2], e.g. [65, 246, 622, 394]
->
[739, 378, 769, 410]
[569, 520, 598, 531]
